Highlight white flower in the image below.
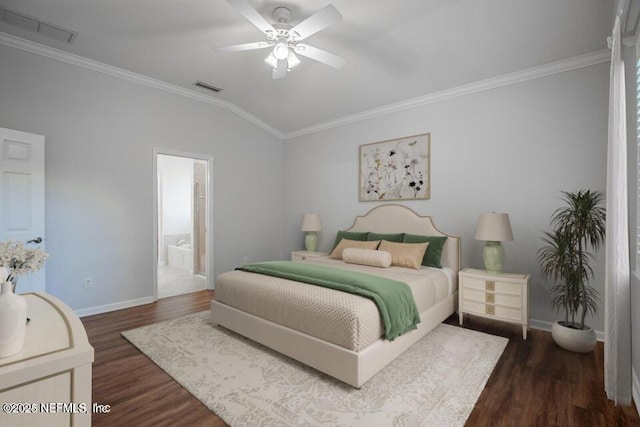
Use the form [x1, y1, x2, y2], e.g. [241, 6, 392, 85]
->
[0, 240, 49, 282]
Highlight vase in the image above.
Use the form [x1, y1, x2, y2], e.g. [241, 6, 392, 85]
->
[0, 281, 27, 358]
[551, 320, 597, 353]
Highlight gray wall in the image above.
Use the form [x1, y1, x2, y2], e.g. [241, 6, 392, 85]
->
[283, 63, 609, 331]
[0, 44, 285, 311]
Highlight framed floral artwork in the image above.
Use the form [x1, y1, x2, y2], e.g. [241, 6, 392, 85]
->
[359, 133, 430, 201]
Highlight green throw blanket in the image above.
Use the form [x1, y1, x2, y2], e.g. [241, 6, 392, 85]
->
[237, 261, 420, 340]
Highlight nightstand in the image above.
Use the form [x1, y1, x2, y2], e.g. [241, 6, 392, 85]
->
[291, 250, 328, 261]
[458, 268, 530, 339]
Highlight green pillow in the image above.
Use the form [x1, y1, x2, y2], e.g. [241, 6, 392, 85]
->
[402, 234, 448, 268]
[367, 232, 404, 243]
[332, 231, 368, 251]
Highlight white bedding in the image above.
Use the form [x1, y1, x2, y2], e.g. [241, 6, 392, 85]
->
[214, 257, 452, 351]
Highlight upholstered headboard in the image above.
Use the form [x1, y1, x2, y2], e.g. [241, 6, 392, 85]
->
[345, 204, 461, 272]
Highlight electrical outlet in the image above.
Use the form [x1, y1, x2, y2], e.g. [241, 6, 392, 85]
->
[84, 277, 93, 288]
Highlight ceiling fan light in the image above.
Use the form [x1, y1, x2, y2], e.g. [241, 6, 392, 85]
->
[273, 42, 289, 60]
[264, 52, 278, 68]
[287, 51, 301, 69]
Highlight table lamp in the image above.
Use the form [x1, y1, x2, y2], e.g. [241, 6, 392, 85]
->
[475, 213, 514, 273]
[301, 213, 322, 252]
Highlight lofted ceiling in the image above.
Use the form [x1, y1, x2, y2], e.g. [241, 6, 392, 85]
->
[0, 0, 613, 137]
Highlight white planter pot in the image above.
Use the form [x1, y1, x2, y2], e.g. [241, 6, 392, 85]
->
[0, 281, 27, 358]
[551, 320, 597, 353]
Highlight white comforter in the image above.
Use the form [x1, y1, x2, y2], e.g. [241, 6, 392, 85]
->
[214, 257, 453, 352]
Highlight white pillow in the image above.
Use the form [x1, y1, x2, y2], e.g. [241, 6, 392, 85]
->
[342, 248, 392, 268]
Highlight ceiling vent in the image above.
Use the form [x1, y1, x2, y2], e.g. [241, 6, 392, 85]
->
[0, 6, 77, 44]
[193, 81, 222, 93]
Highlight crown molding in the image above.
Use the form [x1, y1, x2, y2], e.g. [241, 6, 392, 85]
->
[0, 31, 610, 142]
[0, 32, 284, 139]
[283, 49, 611, 140]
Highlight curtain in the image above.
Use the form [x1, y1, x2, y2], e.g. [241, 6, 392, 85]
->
[604, 14, 632, 405]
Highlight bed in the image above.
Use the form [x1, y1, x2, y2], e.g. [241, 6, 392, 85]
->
[210, 204, 461, 387]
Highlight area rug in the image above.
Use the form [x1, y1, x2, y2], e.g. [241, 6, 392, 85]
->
[122, 312, 508, 427]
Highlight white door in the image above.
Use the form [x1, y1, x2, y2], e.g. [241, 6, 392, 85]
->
[0, 127, 45, 292]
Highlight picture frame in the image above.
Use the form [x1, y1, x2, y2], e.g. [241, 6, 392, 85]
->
[359, 133, 430, 201]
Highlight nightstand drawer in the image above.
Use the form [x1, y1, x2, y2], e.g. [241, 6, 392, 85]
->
[461, 276, 522, 296]
[458, 268, 530, 339]
[461, 300, 523, 322]
[463, 289, 522, 308]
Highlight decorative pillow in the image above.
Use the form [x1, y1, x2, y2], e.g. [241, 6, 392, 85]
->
[342, 248, 392, 268]
[331, 231, 369, 251]
[402, 234, 448, 268]
[367, 232, 404, 243]
[329, 239, 380, 260]
[378, 240, 429, 270]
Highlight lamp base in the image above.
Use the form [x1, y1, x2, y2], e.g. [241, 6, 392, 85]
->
[483, 241, 505, 273]
[304, 233, 318, 252]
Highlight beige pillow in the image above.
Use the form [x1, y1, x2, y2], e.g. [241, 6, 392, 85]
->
[378, 240, 429, 270]
[329, 239, 381, 259]
[342, 248, 392, 268]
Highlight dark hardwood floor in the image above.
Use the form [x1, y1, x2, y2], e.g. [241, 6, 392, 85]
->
[82, 290, 640, 427]
[82, 290, 222, 427]
[446, 316, 640, 427]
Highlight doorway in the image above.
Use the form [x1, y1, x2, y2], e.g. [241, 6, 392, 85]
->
[153, 149, 213, 299]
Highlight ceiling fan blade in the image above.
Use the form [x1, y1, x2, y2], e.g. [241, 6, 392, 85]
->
[272, 59, 287, 79]
[226, 0, 276, 35]
[289, 4, 342, 41]
[212, 41, 272, 52]
[295, 44, 345, 69]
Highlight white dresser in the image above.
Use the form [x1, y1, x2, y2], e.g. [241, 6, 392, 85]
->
[458, 268, 530, 339]
[0, 292, 94, 427]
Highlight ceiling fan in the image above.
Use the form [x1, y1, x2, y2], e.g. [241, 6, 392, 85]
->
[213, 0, 346, 79]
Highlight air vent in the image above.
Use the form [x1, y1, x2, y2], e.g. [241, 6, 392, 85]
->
[193, 81, 222, 93]
[1, 6, 77, 44]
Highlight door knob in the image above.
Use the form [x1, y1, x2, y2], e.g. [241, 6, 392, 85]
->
[26, 237, 43, 244]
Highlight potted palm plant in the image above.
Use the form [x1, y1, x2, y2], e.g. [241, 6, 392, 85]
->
[537, 190, 605, 353]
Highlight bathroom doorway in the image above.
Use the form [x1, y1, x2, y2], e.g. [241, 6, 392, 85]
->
[153, 149, 213, 299]
[193, 160, 207, 275]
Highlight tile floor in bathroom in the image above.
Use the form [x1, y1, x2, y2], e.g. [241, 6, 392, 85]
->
[157, 264, 207, 298]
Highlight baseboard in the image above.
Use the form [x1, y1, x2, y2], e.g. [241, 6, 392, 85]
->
[529, 318, 605, 342]
[75, 296, 155, 318]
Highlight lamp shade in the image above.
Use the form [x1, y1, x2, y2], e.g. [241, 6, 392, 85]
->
[264, 52, 278, 68]
[273, 42, 289, 60]
[301, 213, 322, 232]
[287, 51, 301, 68]
[475, 213, 514, 242]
